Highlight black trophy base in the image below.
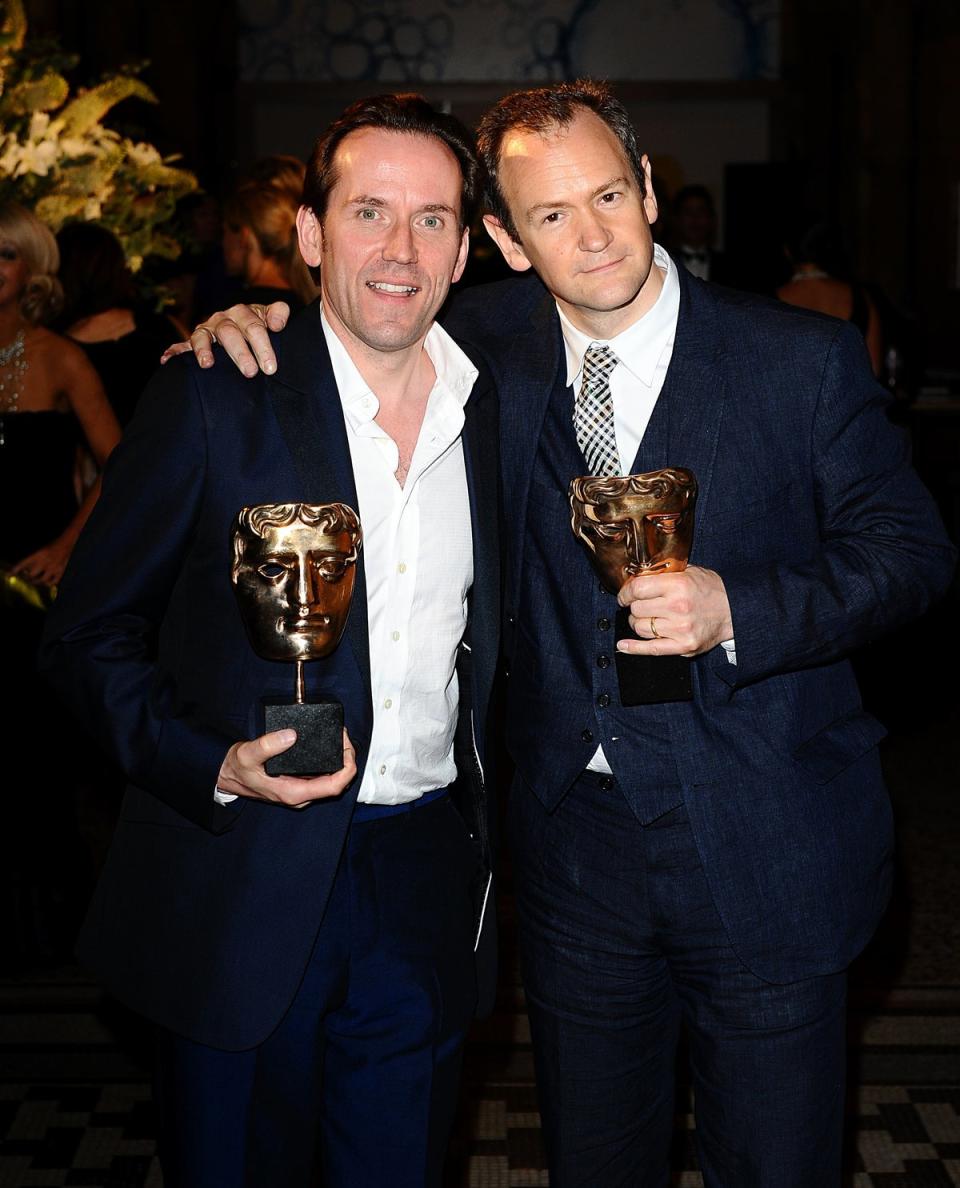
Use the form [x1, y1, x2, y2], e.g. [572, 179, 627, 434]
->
[262, 698, 343, 776]
[615, 607, 693, 706]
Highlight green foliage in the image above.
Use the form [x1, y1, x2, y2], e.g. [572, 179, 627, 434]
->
[0, 0, 197, 272]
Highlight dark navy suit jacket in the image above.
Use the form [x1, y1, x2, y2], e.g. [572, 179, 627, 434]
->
[40, 304, 500, 1050]
[446, 265, 955, 984]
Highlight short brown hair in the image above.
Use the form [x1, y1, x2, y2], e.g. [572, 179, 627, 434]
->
[476, 79, 646, 243]
[302, 93, 480, 232]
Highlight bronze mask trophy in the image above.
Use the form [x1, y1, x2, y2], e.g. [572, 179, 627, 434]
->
[231, 502, 362, 775]
[570, 468, 697, 706]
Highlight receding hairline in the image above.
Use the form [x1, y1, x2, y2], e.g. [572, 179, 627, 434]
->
[322, 128, 467, 219]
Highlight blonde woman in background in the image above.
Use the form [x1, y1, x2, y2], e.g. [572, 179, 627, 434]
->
[0, 203, 120, 587]
[222, 172, 318, 313]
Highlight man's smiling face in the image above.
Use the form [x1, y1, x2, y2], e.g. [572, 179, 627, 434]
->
[483, 108, 661, 340]
[297, 127, 469, 360]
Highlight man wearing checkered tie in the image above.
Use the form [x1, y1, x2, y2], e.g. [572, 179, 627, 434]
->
[574, 343, 621, 475]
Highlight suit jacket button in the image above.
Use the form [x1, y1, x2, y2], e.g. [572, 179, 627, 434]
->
[597, 617, 611, 631]
[597, 654, 611, 669]
[597, 692, 611, 707]
[599, 776, 615, 792]
[581, 729, 594, 744]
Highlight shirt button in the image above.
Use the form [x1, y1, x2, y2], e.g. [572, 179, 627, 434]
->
[581, 729, 594, 744]
[398, 562, 407, 574]
[599, 776, 615, 792]
[597, 692, 611, 707]
[379, 764, 387, 775]
[383, 698, 392, 709]
[597, 617, 611, 631]
[391, 630, 400, 641]
[597, 654, 611, 669]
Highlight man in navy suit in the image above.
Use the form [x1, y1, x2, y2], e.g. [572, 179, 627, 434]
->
[181, 81, 954, 1186]
[40, 95, 499, 1188]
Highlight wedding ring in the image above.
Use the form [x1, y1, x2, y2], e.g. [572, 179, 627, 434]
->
[650, 616, 660, 639]
[196, 325, 217, 345]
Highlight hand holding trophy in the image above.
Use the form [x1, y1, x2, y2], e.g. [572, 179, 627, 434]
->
[570, 468, 697, 706]
[231, 502, 362, 775]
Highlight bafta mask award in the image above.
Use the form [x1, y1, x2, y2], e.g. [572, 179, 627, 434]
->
[231, 502, 362, 776]
[570, 468, 697, 706]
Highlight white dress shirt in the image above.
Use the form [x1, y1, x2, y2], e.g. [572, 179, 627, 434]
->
[558, 244, 734, 775]
[322, 309, 477, 804]
[216, 310, 476, 807]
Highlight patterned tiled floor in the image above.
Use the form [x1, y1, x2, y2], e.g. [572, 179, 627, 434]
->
[0, 973, 957, 1187]
[0, 1077, 958, 1186]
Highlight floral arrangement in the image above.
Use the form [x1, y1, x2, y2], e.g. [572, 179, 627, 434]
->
[0, 0, 197, 272]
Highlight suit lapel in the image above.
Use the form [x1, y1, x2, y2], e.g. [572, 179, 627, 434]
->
[499, 291, 564, 597]
[460, 358, 499, 711]
[656, 268, 728, 560]
[265, 304, 371, 695]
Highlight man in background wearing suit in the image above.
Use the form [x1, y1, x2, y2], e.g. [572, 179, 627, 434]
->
[40, 94, 499, 1188]
[181, 81, 954, 1187]
[670, 183, 737, 286]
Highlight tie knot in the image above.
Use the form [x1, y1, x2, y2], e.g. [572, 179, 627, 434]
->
[582, 343, 618, 391]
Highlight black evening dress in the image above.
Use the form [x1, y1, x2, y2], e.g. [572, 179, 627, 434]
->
[0, 410, 93, 967]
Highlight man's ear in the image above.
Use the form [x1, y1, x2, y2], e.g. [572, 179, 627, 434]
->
[451, 225, 470, 285]
[296, 205, 323, 268]
[482, 214, 533, 273]
[640, 154, 658, 228]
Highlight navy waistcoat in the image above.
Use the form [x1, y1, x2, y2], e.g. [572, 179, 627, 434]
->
[508, 344, 684, 822]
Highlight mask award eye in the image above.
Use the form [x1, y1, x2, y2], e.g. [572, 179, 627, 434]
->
[316, 556, 348, 582]
[256, 561, 288, 580]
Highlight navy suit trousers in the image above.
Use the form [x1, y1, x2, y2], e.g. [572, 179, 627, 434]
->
[510, 771, 847, 1188]
[155, 793, 479, 1188]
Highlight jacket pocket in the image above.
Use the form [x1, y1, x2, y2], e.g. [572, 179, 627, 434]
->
[792, 709, 887, 783]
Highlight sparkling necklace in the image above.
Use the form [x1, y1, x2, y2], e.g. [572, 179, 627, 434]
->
[0, 329, 28, 446]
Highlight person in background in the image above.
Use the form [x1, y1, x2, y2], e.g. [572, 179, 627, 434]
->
[170, 191, 237, 327]
[241, 153, 307, 199]
[777, 218, 883, 375]
[222, 173, 317, 312]
[0, 207, 120, 586]
[56, 221, 183, 427]
[670, 183, 735, 285]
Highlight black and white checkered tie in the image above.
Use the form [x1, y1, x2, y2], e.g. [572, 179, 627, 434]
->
[574, 343, 621, 476]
